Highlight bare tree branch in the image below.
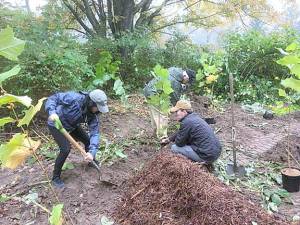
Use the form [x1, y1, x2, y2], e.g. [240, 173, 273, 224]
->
[152, 11, 223, 32]
[81, 0, 103, 35]
[134, 0, 152, 13]
[92, 0, 102, 20]
[62, 0, 94, 36]
[66, 27, 87, 35]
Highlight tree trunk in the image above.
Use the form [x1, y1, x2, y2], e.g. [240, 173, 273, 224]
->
[108, 0, 135, 37]
[25, 0, 31, 13]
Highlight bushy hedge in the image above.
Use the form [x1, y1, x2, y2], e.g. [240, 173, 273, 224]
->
[212, 28, 300, 104]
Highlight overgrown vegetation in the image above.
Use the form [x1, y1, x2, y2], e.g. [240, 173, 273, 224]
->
[215, 159, 290, 213]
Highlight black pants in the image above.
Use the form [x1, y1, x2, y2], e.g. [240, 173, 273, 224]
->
[48, 125, 90, 179]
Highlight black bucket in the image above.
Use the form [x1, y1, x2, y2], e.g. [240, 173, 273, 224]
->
[281, 168, 300, 193]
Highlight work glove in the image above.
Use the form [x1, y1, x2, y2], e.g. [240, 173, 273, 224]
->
[160, 137, 170, 145]
[54, 117, 64, 131]
[49, 113, 59, 122]
[84, 152, 93, 162]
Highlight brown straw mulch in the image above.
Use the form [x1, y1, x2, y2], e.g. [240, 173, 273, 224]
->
[114, 151, 287, 225]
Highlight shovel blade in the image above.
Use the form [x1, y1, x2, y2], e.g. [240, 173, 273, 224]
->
[226, 163, 246, 177]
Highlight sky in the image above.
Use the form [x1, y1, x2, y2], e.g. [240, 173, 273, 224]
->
[9, 0, 46, 11]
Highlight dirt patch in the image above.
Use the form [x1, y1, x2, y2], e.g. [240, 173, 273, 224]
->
[114, 151, 287, 225]
[263, 135, 300, 168]
[189, 94, 300, 165]
[0, 144, 157, 225]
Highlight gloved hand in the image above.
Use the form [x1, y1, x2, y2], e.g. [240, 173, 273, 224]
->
[160, 137, 170, 145]
[49, 113, 59, 121]
[53, 117, 63, 131]
[84, 152, 93, 162]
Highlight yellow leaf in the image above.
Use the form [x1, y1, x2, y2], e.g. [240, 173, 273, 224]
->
[0, 134, 40, 169]
[206, 75, 218, 84]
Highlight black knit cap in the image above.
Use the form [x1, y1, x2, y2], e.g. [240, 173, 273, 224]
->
[185, 69, 196, 84]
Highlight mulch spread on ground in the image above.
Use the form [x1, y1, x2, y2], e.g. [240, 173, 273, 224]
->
[114, 150, 288, 225]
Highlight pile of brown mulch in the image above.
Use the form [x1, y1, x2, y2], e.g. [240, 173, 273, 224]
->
[114, 151, 287, 225]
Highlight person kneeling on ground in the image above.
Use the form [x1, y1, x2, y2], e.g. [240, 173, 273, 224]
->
[45, 89, 109, 188]
[161, 100, 222, 164]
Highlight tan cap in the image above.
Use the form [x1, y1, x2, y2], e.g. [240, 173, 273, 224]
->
[170, 100, 192, 113]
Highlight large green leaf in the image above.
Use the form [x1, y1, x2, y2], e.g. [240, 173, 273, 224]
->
[290, 64, 300, 79]
[162, 82, 173, 95]
[286, 42, 299, 52]
[0, 117, 15, 127]
[0, 133, 26, 165]
[18, 97, 46, 127]
[0, 65, 21, 85]
[276, 189, 290, 198]
[154, 64, 169, 80]
[113, 79, 125, 96]
[49, 204, 64, 225]
[0, 27, 25, 61]
[0, 94, 32, 107]
[268, 202, 278, 212]
[277, 55, 300, 66]
[271, 193, 281, 205]
[281, 77, 300, 92]
[278, 89, 287, 97]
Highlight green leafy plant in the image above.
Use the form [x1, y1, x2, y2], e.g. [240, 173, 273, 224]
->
[147, 64, 173, 114]
[0, 27, 43, 169]
[277, 42, 300, 93]
[0, 27, 67, 225]
[93, 50, 128, 105]
[213, 28, 298, 104]
[214, 159, 290, 213]
[96, 139, 127, 164]
[195, 53, 222, 99]
[49, 204, 64, 225]
[274, 42, 300, 169]
[62, 162, 75, 171]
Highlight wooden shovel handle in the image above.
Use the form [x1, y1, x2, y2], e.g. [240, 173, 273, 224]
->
[60, 129, 87, 157]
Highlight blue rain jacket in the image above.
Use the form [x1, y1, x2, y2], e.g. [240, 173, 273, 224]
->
[45, 91, 100, 157]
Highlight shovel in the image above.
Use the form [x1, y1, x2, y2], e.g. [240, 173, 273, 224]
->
[54, 119, 117, 186]
[226, 73, 246, 177]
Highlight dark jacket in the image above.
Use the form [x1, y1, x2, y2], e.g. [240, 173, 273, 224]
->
[45, 91, 99, 155]
[169, 113, 221, 162]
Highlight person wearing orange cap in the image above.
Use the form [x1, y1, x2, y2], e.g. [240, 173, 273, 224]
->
[161, 100, 221, 163]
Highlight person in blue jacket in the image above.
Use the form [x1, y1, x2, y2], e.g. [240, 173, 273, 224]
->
[45, 89, 108, 188]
